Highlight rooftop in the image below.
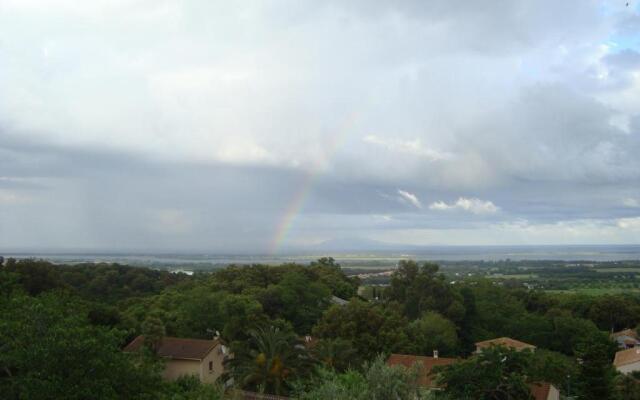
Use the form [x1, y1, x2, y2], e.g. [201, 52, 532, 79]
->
[614, 347, 640, 368]
[612, 329, 638, 339]
[387, 353, 457, 387]
[475, 337, 536, 351]
[529, 382, 554, 400]
[123, 335, 219, 361]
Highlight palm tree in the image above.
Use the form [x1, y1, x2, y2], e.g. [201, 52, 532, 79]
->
[225, 326, 313, 395]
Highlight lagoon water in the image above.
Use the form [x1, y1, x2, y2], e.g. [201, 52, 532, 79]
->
[4, 245, 640, 269]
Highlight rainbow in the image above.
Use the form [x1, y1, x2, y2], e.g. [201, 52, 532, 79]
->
[269, 168, 317, 254]
[268, 111, 362, 254]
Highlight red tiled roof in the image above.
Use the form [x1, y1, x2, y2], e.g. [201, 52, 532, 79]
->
[612, 329, 638, 339]
[123, 335, 218, 360]
[475, 337, 536, 351]
[235, 390, 290, 400]
[614, 347, 640, 368]
[529, 382, 552, 400]
[387, 353, 457, 387]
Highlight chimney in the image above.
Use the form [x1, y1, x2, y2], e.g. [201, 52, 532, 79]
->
[433, 350, 439, 359]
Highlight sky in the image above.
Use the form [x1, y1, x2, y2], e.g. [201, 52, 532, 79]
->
[1, 0, 640, 253]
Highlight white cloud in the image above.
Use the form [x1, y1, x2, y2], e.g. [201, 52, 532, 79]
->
[397, 189, 422, 209]
[429, 197, 499, 214]
[0, 189, 32, 205]
[617, 217, 640, 230]
[623, 198, 640, 208]
[363, 135, 453, 161]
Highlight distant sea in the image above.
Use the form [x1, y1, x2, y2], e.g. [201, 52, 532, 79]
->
[3, 245, 640, 269]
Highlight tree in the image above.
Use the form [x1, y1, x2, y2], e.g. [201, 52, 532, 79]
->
[160, 375, 225, 400]
[141, 314, 166, 352]
[589, 295, 640, 332]
[612, 373, 640, 400]
[309, 257, 359, 300]
[406, 312, 459, 357]
[295, 355, 423, 400]
[387, 260, 462, 321]
[310, 338, 358, 371]
[225, 326, 313, 395]
[250, 272, 332, 335]
[0, 293, 163, 400]
[544, 310, 602, 355]
[270, 272, 331, 334]
[435, 346, 534, 400]
[528, 349, 578, 393]
[575, 332, 616, 400]
[458, 286, 478, 355]
[1, 258, 66, 295]
[313, 300, 409, 364]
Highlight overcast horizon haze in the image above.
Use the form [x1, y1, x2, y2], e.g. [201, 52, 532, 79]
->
[2, 1, 640, 254]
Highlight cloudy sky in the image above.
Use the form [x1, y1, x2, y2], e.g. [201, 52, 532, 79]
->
[1, 0, 640, 253]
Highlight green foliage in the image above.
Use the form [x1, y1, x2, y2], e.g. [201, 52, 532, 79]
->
[225, 326, 314, 395]
[1, 257, 631, 399]
[387, 260, 463, 321]
[588, 295, 640, 331]
[528, 349, 579, 391]
[544, 310, 602, 355]
[434, 346, 534, 400]
[1, 258, 188, 302]
[121, 288, 268, 341]
[406, 312, 459, 356]
[2, 258, 67, 295]
[310, 338, 358, 371]
[458, 286, 478, 355]
[464, 280, 530, 341]
[294, 355, 424, 400]
[309, 257, 360, 299]
[574, 332, 617, 400]
[294, 368, 368, 400]
[257, 271, 331, 334]
[141, 314, 167, 351]
[160, 375, 225, 400]
[313, 299, 409, 364]
[612, 373, 640, 400]
[0, 293, 163, 400]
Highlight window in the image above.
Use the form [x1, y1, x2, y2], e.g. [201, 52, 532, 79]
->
[209, 361, 213, 371]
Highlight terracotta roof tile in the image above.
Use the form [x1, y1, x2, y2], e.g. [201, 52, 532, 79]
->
[123, 335, 218, 360]
[475, 337, 536, 351]
[529, 382, 552, 400]
[614, 347, 640, 368]
[612, 329, 638, 340]
[387, 353, 457, 387]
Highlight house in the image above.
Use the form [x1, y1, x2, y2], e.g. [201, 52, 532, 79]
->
[387, 352, 559, 399]
[614, 347, 640, 374]
[330, 295, 349, 306]
[611, 329, 640, 349]
[386, 352, 457, 388]
[230, 390, 290, 400]
[475, 337, 536, 353]
[529, 382, 560, 400]
[124, 335, 228, 384]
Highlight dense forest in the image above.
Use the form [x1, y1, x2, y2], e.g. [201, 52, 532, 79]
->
[2, 257, 640, 399]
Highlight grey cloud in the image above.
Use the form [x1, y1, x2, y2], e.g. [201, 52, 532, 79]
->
[605, 49, 640, 69]
[1, 1, 639, 250]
